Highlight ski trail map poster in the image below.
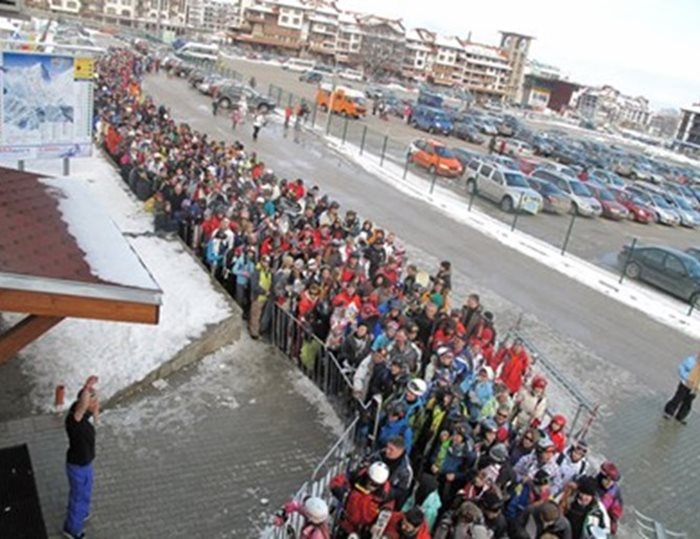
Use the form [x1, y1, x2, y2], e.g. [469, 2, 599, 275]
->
[0, 51, 94, 160]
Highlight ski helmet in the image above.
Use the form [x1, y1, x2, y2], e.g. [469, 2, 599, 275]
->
[531, 375, 547, 390]
[599, 461, 620, 481]
[368, 461, 390, 485]
[407, 378, 427, 397]
[303, 497, 329, 524]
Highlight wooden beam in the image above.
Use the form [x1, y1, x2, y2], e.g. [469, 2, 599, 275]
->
[0, 288, 159, 325]
[0, 315, 64, 365]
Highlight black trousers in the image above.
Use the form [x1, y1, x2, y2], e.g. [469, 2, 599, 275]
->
[664, 383, 696, 421]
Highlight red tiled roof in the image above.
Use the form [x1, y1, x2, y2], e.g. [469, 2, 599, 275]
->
[0, 166, 102, 285]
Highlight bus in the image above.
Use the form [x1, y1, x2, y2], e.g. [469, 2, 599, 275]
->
[174, 42, 220, 62]
[282, 58, 316, 72]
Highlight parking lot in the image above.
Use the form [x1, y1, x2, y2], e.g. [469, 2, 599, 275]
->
[216, 55, 700, 269]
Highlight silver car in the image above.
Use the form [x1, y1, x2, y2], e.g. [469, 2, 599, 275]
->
[530, 169, 602, 216]
[628, 188, 681, 226]
[668, 195, 700, 228]
[466, 160, 543, 214]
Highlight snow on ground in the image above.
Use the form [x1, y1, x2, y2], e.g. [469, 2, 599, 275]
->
[10, 151, 232, 412]
[309, 128, 700, 340]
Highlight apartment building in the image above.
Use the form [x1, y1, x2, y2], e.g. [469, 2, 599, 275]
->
[234, 0, 312, 51]
[675, 105, 700, 150]
[430, 35, 463, 86]
[403, 28, 433, 81]
[305, 2, 339, 61]
[575, 85, 650, 127]
[35, 0, 82, 14]
[461, 42, 511, 101]
[354, 14, 404, 77]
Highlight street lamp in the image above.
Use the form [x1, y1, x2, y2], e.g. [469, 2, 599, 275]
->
[324, 57, 338, 135]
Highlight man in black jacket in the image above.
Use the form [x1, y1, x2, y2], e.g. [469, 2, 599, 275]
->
[63, 376, 100, 539]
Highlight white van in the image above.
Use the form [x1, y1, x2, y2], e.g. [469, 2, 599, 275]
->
[175, 42, 220, 62]
[339, 68, 364, 82]
[283, 58, 316, 72]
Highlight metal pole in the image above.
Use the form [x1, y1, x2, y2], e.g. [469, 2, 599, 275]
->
[267, 83, 273, 97]
[287, 93, 293, 107]
[311, 102, 317, 128]
[403, 154, 410, 179]
[618, 237, 637, 284]
[468, 187, 476, 211]
[359, 125, 367, 155]
[155, 0, 163, 41]
[63, 157, 70, 176]
[561, 212, 577, 255]
[688, 296, 698, 316]
[379, 135, 388, 166]
[277, 87, 283, 104]
[324, 62, 337, 136]
[341, 117, 349, 145]
[429, 155, 439, 193]
[18, 160, 25, 171]
[511, 193, 523, 231]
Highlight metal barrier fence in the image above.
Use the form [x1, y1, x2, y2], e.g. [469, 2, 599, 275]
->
[634, 509, 687, 539]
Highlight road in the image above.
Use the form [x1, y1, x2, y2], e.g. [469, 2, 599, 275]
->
[216, 56, 700, 268]
[144, 71, 697, 394]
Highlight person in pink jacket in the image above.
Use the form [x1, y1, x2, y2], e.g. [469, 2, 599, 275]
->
[275, 496, 331, 539]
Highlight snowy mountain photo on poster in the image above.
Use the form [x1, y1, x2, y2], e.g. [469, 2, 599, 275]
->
[0, 51, 93, 160]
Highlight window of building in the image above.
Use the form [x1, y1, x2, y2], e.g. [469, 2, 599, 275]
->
[351, 43, 359, 51]
[280, 15, 289, 23]
[292, 17, 300, 25]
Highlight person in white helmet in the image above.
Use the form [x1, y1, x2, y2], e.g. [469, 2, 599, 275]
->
[276, 496, 331, 539]
[330, 460, 394, 538]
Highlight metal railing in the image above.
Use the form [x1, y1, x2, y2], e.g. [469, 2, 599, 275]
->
[634, 509, 687, 539]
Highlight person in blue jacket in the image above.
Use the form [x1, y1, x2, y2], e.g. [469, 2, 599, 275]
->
[231, 247, 256, 312]
[378, 402, 414, 455]
[664, 352, 700, 425]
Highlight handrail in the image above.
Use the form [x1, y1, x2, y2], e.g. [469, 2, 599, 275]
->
[311, 415, 359, 481]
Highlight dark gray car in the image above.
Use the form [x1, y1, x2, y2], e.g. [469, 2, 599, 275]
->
[618, 245, 700, 303]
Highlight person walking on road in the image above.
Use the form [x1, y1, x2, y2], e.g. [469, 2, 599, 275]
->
[231, 107, 242, 131]
[252, 112, 265, 142]
[212, 98, 219, 117]
[63, 375, 100, 539]
[664, 351, 700, 424]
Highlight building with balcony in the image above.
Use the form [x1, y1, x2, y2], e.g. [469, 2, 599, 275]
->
[186, 0, 239, 32]
[234, 0, 309, 51]
[574, 85, 650, 128]
[499, 31, 533, 102]
[461, 42, 511, 102]
[430, 35, 463, 86]
[403, 28, 434, 81]
[334, 11, 362, 65]
[43, 0, 82, 14]
[305, 2, 339, 62]
[674, 105, 700, 150]
[355, 14, 405, 77]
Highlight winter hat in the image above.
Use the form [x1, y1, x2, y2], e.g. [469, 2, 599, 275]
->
[456, 501, 482, 523]
[577, 476, 598, 496]
[489, 443, 509, 464]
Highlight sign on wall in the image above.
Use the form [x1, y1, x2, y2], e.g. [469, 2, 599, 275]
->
[0, 51, 94, 160]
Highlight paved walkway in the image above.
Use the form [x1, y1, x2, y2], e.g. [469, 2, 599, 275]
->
[0, 336, 341, 538]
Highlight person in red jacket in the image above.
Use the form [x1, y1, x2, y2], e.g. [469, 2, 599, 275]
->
[544, 414, 567, 454]
[333, 282, 362, 311]
[331, 461, 394, 538]
[495, 339, 530, 394]
[383, 507, 432, 539]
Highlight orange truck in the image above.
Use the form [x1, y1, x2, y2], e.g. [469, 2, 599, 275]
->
[315, 84, 367, 118]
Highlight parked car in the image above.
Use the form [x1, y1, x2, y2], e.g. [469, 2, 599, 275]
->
[618, 245, 700, 303]
[627, 187, 681, 226]
[530, 169, 602, 217]
[526, 177, 570, 214]
[667, 195, 700, 228]
[410, 106, 454, 136]
[339, 68, 364, 81]
[465, 160, 543, 214]
[587, 184, 630, 221]
[609, 188, 654, 224]
[489, 155, 519, 170]
[299, 70, 324, 83]
[452, 147, 482, 169]
[217, 85, 276, 111]
[499, 138, 535, 158]
[407, 139, 463, 177]
[453, 122, 485, 144]
[589, 169, 626, 189]
[685, 248, 700, 263]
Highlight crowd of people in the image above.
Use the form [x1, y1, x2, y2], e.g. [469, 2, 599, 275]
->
[95, 47, 623, 539]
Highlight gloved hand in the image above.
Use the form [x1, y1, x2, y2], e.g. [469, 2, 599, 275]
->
[273, 509, 287, 527]
[282, 501, 297, 514]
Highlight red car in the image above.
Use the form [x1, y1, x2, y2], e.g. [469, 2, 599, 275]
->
[609, 188, 654, 223]
[588, 185, 630, 221]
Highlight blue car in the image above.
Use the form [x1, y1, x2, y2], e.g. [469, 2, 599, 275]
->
[410, 106, 453, 136]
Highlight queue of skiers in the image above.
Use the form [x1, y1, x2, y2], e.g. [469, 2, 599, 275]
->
[94, 48, 624, 539]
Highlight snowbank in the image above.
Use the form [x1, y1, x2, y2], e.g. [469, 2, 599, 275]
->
[13, 151, 233, 412]
[310, 130, 700, 340]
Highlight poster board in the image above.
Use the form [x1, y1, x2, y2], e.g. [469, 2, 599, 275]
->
[0, 50, 94, 160]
